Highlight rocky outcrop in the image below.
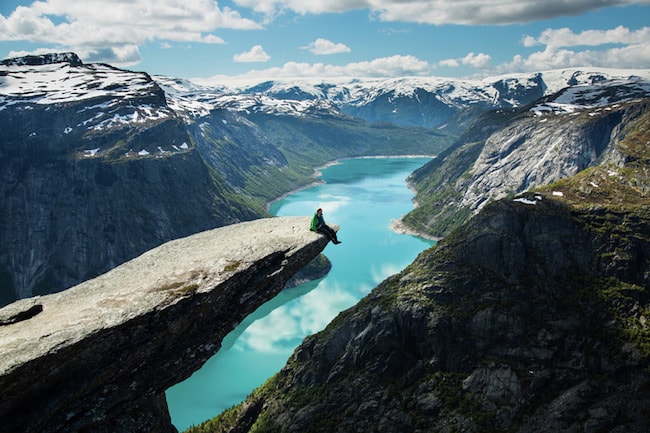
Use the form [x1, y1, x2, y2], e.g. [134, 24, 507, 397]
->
[208, 198, 650, 433]
[0, 216, 334, 433]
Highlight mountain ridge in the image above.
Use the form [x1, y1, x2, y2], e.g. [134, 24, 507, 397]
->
[402, 92, 650, 237]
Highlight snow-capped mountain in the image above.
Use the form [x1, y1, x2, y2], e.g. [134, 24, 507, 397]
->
[530, 75, 650, 115]
[210, 68, 650, 107]
[154, 75, 342, 120]
[160, 68, 650, 130]
[0, 52, 175, 134]
[4, 52, 648, 132]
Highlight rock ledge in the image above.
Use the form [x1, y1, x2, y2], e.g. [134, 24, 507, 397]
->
[0, 216, 332, 433]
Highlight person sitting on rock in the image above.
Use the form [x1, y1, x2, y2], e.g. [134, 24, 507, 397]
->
[310, 208, 341, 244]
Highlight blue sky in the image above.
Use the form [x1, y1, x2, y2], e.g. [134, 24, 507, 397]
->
[1, 0, 649, 81]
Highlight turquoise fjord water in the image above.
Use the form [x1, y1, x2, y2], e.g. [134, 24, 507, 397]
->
[166, 157, 435, 431]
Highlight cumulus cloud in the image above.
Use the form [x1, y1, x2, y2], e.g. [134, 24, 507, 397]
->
[0, 0, 260, 64]
[233, 45, 271, 62]
[440, 52, 491, 69]
[523, 25, 650, 48]
[272, 55, 430, 78]
[499, 25, 650, 74]
[234, 0, 650, 25]
[199, 54, 432, 83]
[303, 38, 351, 55]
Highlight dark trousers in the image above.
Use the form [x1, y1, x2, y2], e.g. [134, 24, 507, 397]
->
[317, 225, 338, 242]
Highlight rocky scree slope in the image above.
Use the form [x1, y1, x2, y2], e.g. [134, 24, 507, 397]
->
[195, 111, 650, 433]
[0, 216, 332, 433]
[403, 77, 650, 238]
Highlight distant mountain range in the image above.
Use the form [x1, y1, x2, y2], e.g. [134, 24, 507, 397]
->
[168, 68, 650, 130]
[4, 52, 648, 131]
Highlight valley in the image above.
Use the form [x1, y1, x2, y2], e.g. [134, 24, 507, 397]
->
[0, 52, 649, 432]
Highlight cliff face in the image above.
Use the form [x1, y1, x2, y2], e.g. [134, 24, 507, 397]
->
[0, 216, 332, 433]
[201, 111, 650, 433]
[0, 55, 260, 305]
[404, 94, 650, 238]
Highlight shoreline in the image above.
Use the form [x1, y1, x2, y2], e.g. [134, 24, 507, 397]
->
[389, 173, 441, 242]
[266, 154, 436, 213]
[389, 217, 441, 242]
[267, 155, 440, 242]
[266, 180, 325, 212]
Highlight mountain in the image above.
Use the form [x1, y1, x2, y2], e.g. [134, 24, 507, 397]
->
[0, 53, 262, 304]
[189, 102, 650, 433]
[150, 77, 455, 209]
[201, 68, 650, 132]
[402, 77, 650, 237]
[0, 53, 453, 305]
[0, 216, 330, 433]
[1, 53, 647, 302]
[2, 53, 650, 432]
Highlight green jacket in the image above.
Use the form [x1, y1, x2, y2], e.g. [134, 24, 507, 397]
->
[310, 213, 322, 231]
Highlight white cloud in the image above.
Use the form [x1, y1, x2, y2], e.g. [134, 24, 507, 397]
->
[303, 38, 351, 55]
[498, 25, 650, 73]
[234, 0, 363, 17]
[233, 45, 271, 62]
[199, 54, 432, 83]
[503, 44, 650, 72]
[462, 52, 491, 68]
[439, 58, 459, 68]
[277, 55, 430, 77]
[524, 25, 650, 48]
[0, 0, 260, 64]
[440, 52, 491, 69]
[234, 0, 650, 25]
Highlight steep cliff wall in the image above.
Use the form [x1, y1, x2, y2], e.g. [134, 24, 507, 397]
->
[404, 97, 649, 238]
[0, 216, 333, 433]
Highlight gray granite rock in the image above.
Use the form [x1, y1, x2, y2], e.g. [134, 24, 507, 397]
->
[0, 216, 334, 433]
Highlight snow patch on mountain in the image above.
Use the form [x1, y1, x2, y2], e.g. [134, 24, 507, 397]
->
[0, 56, 174, 132]
[154, 75, 342, 119]
[2, 52, 649, 127]
[183, 67, 649, 126]
[1, 62, 156, 107]
[531, 77, 650, 115]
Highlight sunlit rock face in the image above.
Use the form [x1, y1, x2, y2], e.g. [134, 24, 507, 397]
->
[403, 95, 650, 238]
[0, 216, 331, 433]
